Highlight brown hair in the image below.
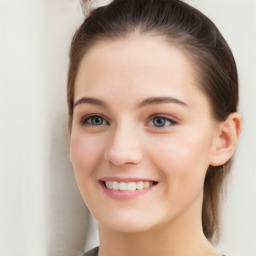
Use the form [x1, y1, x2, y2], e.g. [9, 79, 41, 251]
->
[67, 0, 238, 243]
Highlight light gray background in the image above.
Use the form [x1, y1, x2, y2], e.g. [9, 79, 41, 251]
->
[0, 0, 255, 255]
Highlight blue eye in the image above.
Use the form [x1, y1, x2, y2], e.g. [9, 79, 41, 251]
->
[80, 115, 108, 126]
[150, 116, 177, 128]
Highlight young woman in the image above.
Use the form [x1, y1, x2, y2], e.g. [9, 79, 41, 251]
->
[67, 0, 242, 255]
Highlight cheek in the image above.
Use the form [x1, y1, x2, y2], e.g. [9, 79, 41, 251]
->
[151, 134, 213, 214]
[69, 131, 107, 204]
[148, 132, 213, 193]
[152, 134, 211, 167]
[70, 131, 105, 175]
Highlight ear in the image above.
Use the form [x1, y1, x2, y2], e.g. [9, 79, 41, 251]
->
[210, 112, 242, 166]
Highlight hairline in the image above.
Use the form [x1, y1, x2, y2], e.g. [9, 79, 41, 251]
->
[70, 30, 216, 122]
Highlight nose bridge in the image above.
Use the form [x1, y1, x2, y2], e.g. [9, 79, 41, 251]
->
[104, 119, 142, 166]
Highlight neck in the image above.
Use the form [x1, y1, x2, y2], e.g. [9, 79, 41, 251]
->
[97, 198, 220, 256]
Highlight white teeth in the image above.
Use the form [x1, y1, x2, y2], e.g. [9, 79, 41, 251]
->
[136, 181, 144, 190]
[127, 182, 137, 191]
[119, 182, 127, 191]
[112, 181, 119, 190]
[104, 181, 154, 191]
[105, 181, 112, 189]
[144, 181, 150, 189]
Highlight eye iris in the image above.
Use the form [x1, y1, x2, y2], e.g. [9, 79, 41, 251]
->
[153, 117, 166, 127]
[91, 116, 103, 125]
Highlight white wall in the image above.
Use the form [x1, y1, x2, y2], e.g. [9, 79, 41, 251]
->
[0, 1, 88, 256]
[0, 0, 255, 255]
[0, 1, 47, 255]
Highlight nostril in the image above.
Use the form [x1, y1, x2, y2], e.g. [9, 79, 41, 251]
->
[104, 149, 143, 166]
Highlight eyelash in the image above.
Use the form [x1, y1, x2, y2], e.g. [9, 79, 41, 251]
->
[80, 114, 178, 128]
[80, 114, 109, 126]
[148, 115, 178, 128]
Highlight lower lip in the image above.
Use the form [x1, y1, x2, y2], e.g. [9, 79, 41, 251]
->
[100, 182, 156, 199]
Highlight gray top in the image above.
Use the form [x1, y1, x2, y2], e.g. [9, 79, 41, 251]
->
[82, 247, 226, 256]
[83, 247, 99, 256]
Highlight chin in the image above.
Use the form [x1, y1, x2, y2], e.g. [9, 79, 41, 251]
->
[102, 220, 155, 233]
[96, 210, 162, 233]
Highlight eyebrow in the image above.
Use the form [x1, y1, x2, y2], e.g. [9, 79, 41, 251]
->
[137, 96, 187, 108]
[74, 97, 108, 108]
[74, 96, 188, 109]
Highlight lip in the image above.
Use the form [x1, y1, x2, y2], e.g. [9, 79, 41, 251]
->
[100, 176, 156, 182]
[99, 177, 158, 200]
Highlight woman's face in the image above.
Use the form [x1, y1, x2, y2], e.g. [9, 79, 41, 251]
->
[70, 35, 220, 232]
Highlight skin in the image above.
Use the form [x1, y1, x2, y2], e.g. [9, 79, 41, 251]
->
[69, 35, 241, 256]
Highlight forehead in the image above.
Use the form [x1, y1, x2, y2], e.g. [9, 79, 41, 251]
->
[77, 35, 195, 78]
[74, 35, 206, 107]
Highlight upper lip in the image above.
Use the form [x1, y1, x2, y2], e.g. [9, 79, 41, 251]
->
[99, 177, 157, 182]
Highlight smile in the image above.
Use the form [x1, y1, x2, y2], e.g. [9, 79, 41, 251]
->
[104, 181, 154, 191]
[99, 179, 158, 199]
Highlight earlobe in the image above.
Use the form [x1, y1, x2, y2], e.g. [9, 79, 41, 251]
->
[210, 112, 242, 166]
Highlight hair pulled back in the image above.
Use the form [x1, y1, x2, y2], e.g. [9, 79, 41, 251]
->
[67, 0, 239, 243]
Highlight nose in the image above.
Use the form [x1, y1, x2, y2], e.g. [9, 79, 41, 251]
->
[104, 124, 143, 166]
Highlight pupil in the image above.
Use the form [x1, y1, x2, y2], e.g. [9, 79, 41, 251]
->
[153, 118, 165, 127]
[92, 117, 102, 125]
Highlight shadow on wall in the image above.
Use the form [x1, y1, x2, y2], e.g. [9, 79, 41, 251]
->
[45, 112, 90, 256]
